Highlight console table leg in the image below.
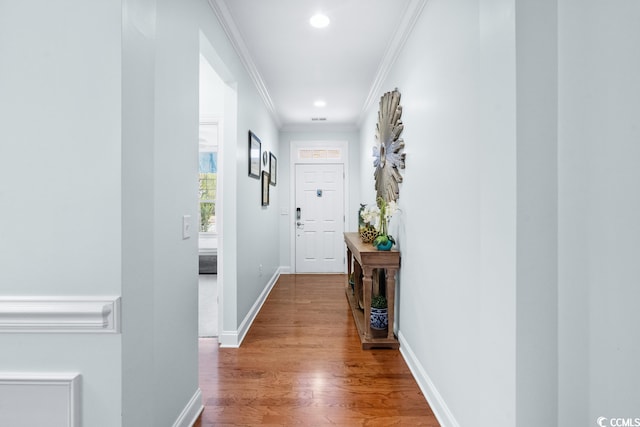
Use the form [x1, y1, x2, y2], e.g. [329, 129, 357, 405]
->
[362, 266, 373, 340]
[386, 269, 397, 340]
[354, 261, 363, 309]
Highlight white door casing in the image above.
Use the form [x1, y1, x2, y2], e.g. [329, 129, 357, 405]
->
[289, 140, 349, 274]
[295, 163, 345, 273]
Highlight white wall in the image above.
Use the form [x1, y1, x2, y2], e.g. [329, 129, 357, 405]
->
[0, 1, 123, 426]
[358, 1, 640, 426]
[514, 1, 558, 426]
[558, 0, 640, 425]
[122, 0, 205, 423]
[358, 1, 518, 425]
[2, 0, 282, 424]
[199, 55, 225, 118]
[121, 0, 157, 423]
[196, 1, 281, 343]
[127, 0, 284, 418]
[232, 102, 279, 328]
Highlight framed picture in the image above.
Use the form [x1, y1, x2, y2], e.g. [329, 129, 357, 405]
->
[261, 171, 270, 206]
[269, 152, 277, 186]
[248, 131, 261, 179]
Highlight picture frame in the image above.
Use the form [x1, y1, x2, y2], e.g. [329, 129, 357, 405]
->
[261, 171, 270, 206]
[269, 152, 277, 186]
[248, 131, 261, 179]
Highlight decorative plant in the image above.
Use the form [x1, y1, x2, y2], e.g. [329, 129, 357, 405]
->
[359, 202, 381, 243]
[372, 197, 398, 249]
[371, 294, 387, 309]
[199, 172, 217, 232]
[200, 201, 214, 232]
[370, 294, 389, 329]
[360, 204, 379, 229]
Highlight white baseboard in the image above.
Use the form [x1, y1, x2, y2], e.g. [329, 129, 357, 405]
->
[0, 372, 81, 427]
[217, 330, 238, 347]
[0, 296, 121, 333]
[398, 331, 460, 427]
[218, 267, 282, 348]
[172, 388, 203, 427]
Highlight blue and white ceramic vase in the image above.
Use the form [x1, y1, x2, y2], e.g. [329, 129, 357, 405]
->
[370, 307, 388, 330]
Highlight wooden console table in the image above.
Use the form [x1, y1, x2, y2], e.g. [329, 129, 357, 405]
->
[344, 232, 400, 349]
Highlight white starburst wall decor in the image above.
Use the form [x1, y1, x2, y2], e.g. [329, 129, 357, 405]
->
[373, 88, 406, 203]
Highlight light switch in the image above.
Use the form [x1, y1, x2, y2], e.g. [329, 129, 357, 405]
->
[182, 215, 191, 239]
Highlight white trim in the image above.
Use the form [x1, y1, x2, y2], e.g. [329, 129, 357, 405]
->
[279, 266, 291, 275]
[218, 267, 282, 348]
[359, 0, 427, 125]
[208, 0, 280, 127]
[172, 388, 203, 427]
[0, 372, 81, 427]
[289, 140, 350, 274]
[217, 329, 238, 348]
[398, 331, 460, 427]
[0, 296, 121, 333]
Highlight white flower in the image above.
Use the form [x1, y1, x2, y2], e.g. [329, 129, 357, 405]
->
[360, 205, 380, 227]
[385, 201, 398, 220]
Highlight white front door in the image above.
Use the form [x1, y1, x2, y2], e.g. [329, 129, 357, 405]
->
[295, 163, 345, 273]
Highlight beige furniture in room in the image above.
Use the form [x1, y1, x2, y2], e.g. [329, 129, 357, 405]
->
[344, 232, 400, 349]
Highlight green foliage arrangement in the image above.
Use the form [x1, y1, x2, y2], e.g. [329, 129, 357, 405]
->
[199, 172, 217, 232]
[371, 294, 387, 309]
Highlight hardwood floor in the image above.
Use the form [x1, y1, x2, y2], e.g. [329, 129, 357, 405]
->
[196, 274, 439, 426]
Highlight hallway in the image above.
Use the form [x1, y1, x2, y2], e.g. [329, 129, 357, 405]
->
[196, 274, 439, 426]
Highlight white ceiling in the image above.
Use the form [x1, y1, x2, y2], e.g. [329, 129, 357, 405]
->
[211, 0, 425, 130]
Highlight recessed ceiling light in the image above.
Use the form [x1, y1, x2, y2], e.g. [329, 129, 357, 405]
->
[309, 13, 330, 29]
[314, 100, 327, 108]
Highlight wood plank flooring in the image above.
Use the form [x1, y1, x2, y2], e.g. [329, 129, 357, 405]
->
[196, 274, 439, 426]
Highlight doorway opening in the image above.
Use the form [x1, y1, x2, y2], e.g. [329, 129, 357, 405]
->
[198, 54, 223, 337]
[197, 115, 220, 336]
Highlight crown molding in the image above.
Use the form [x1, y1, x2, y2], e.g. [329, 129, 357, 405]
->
[358, 0, 428, 125]
[209, 0, 281, 127]
[0, 296, 121, 333]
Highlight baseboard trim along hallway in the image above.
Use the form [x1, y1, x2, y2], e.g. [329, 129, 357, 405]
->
[172, 388, 203, 427]
[217, 267, 284, 348]
[399, 331, 460, 427]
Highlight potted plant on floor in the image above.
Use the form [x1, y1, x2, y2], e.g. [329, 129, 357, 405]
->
[370, 294, 388, 330]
